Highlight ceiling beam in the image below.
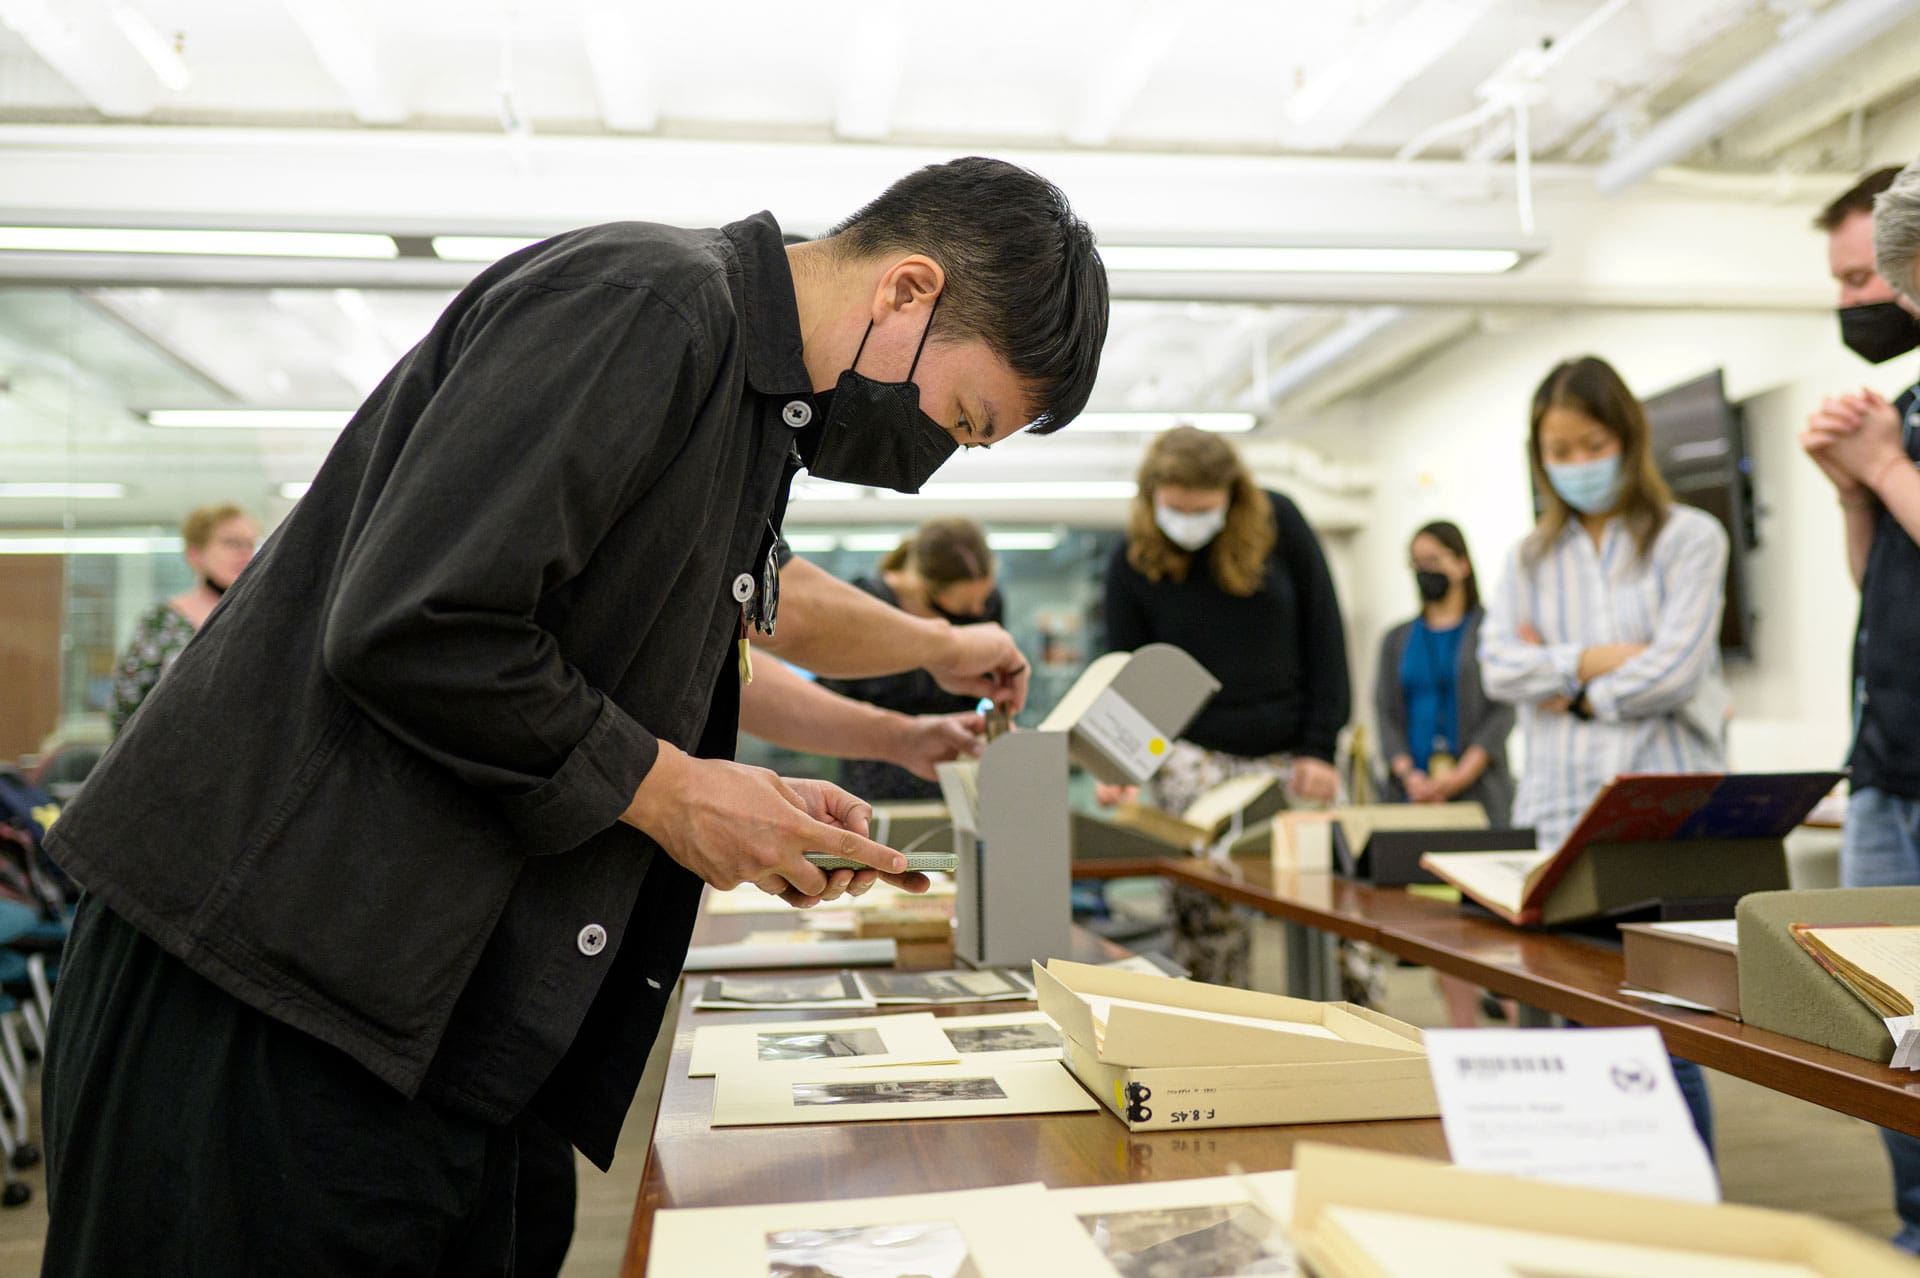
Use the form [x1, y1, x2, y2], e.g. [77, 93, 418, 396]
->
[1283, 0, 1500, 153]
[0, 0, 159, 117]
[582, 2, 657, 133]
[281, 0, 406, 126]
[1065, 0, 1185, 147]
[834, 4, 906, 141]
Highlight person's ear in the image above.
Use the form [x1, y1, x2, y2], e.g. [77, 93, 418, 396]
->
[870, 254, 944, 324]
[184, 545, 207, 578]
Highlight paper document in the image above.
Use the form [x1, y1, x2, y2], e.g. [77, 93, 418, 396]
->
[1083, 994, 1340, 1041]
[1791, 923, 1920, 1018]
[1647, 919, 1740, 947]
[1424, 1026, 1719, 1203]
[1311, 1205, 1817, 1278]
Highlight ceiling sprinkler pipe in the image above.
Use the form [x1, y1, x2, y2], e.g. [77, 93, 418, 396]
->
[1596, 0, 1920, 194]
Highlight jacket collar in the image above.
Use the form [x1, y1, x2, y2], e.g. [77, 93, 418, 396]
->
[721, 212, 813, 398]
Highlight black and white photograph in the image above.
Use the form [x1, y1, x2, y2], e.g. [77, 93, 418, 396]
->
[942, 1023, 1062, 1056]
[1077, 1204, 1295, 1278]
[765, 1219, 978, 1278]
[695, 972, 872, 1011]
[791, 1078, 1009, 1108]
[756, 1028, 891, 1064]
[858, 969, 1032, 1005]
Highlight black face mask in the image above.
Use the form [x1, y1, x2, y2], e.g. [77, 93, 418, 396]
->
[795, 295, 959, 494]
[1840, 301, 1920, 364]
[1415, 570, 1451, 604]
[203, 576, 228, 597]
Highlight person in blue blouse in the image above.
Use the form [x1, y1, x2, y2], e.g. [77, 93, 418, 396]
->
[1376, 521, 1513, 823]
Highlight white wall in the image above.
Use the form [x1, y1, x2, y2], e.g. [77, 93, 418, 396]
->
[1314, 306, 1906, 777]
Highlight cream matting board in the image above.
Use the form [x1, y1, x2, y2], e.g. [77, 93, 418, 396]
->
[1048, 1171, 1299, 1277]
[646, 1182, 1110, 1277]
[710, 1060, 1097, 1127]
[934, 1011, 1065, 1062]
[687, 1012, 958, 1077]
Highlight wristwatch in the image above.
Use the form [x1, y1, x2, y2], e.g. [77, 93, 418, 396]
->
[1570, 683, 1594, 721]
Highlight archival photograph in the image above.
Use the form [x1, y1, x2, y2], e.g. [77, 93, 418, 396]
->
[765, 1219, 978, 1278]
[942, 1023, 1061, 1055]
[861, 969, 1030, 1004]
[756, 1028, 891, 1064]
[791, 1077, 1010, 1107]
[703, 973, 865, 1005]
[1077, 1203, 1295, 1277]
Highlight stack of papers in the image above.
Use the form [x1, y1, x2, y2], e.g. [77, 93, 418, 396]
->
[1789, 923, 1920, 1069]
[857, 968, 1032, 1005]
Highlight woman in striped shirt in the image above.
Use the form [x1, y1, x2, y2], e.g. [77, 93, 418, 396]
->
[1479, 354, 1729, 1154]
[1480, 356, 1731, 850]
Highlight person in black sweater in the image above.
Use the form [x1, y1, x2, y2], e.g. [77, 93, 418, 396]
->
[1101, 425, 1351, 983]
[819, 518, 1001, 800]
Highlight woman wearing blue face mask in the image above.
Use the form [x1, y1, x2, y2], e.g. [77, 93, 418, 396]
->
[1480, 354, 1729, 1150]
[1101, 425, 1351, 985]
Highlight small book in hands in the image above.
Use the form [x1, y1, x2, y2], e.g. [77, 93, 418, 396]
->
[804, 851, 959, 873]
[1419, 771, 1841, 927]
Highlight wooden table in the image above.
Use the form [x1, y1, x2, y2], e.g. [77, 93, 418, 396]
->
[617, 903, 1449, 1276]
[1146, 855, 1920, 1138]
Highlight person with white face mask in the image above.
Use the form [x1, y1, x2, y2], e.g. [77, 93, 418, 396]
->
[1100, 425, 1351, 986]
[1479, 353, 1727, 1161]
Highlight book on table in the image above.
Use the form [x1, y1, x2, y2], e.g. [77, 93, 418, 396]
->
[1418, 771, 1842, 927]
[1789, 923, 1920, 1019]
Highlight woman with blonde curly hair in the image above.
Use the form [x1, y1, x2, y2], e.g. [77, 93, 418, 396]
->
[1102, 425, 1350, 984]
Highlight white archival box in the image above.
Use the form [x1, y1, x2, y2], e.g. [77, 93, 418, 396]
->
[938, 644, 1218, 970]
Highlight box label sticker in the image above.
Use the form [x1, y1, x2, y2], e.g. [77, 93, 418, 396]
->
[1078, 688, 1169, 783]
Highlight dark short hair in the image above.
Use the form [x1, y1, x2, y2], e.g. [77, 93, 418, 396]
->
[827, 157, 1109, 435]
[1815, 166, 1903, 232]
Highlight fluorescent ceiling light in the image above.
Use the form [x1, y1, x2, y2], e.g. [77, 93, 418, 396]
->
[147, 408, 353, 430]
[0, 482, 127, 499]
[986, 531, 1061, 551]
[781, 532, 838, 554]
[0, 535, 182, 555]
[1072, 412, 1256, 434]
[0, 226, 397, 259]
[885, 481, 1137, 502]
[841, 532, 904, 553]
[1100, 245, 1520, 274]
[432, 235, 541, 262]
[278, 481, 313, 500]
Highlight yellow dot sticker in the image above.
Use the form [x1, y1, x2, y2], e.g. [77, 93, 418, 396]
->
[1148, 738, 1167, 756]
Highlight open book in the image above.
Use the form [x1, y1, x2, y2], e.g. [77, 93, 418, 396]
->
[1109, 772, 1284, 851]
[1420, 772, 1841, 926]
[1790, 924, 1920, 1019]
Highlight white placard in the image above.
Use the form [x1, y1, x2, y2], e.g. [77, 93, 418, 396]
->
[1077, 687, 1170, 783]
[1424, 1026, 1719, 1204]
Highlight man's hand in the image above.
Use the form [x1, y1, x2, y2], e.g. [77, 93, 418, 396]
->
[1094, 782, 1140, 808]
[621, 743, 917, 908]
[1577, 643, 1646, 682]
[1815, 389, 1907, 489]
[1290, 757, 1339, 803]
[925, 622, 1030, 713]
[888, 711, 985, 781]
[1803, 397, 1874, 503]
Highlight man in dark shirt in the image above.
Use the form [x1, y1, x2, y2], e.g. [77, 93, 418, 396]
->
[40, 156, 1108, 1275]
[1800, 162, 1920, 1254]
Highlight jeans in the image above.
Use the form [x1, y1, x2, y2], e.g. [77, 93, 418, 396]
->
[1671, 1056, 1714, 1156]
[1843, 787, 1920, 1253]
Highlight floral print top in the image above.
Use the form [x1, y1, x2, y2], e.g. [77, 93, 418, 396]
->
[109, 604, 198, 735]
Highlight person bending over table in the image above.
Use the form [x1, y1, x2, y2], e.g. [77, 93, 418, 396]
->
[39, 156, 1109, 1277]
[1479, 354, 1729, 1155]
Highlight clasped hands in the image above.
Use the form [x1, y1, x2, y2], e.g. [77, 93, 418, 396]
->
[1802, 387, 1905, 502]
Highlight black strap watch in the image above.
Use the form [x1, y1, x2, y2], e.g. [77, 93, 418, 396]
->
[1570, 683, 1594, 721]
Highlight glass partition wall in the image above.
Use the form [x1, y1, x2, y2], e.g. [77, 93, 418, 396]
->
[0, 281, 1126, 783]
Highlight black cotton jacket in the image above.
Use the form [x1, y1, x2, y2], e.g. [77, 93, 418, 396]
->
[47, 213, 812, 1168]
